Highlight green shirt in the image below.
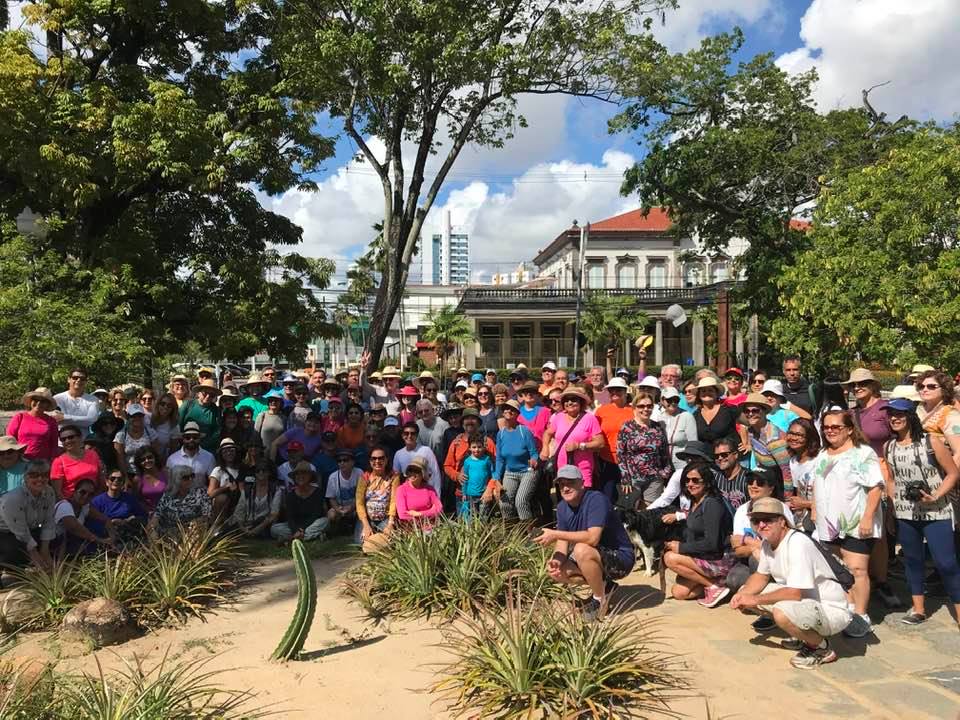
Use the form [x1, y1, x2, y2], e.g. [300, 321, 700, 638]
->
[236, 396, 268, 421]
[179, 400, 222, 453]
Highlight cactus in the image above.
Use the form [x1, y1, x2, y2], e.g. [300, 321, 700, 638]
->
[271, 539, 317, 661]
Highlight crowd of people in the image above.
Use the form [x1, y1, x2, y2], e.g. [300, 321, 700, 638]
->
[2, 351, 958, 670]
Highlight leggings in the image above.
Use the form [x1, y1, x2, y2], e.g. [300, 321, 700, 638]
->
[897, 518, 960, 603]
[500, 469, 537, 520]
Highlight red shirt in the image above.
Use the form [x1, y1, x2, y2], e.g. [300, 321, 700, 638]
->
[51, 449, 103, 498]
[595, 404, 635, 463]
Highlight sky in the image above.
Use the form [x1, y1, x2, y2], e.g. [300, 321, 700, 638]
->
[15, 0, 955, 285]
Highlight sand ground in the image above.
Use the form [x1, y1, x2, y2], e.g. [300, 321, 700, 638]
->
[9, 555, 960, 719]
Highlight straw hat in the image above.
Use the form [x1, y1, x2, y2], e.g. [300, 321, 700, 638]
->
[220, 384, 239, 398]
[413, 371, 436, 389]
[369, 371, 383, 381]
[909, 363, 935, 378]
[840, 368, 876, 385]
[191, 378, 222, 397]
[405, 456, 428, 474]
[242, 372, 271, 389]
[22, 387, 55, 410]
[380, 366, 402, 379]
[695, 377, 723, 392]
[559, 386, 590, 405]
[741, 393, 771, 412]
[0, 437, 26, 452]
[890, 384, 921, 402]
[500, 399, 521, 412]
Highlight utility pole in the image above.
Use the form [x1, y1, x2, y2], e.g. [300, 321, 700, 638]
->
[572, 221, 589, 368]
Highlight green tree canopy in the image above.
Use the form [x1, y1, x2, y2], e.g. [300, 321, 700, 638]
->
[612, 31, 915, 318]
[272, 0, 675, 367]
[576, 293, 650, 357]
[0, 0, 338, 371]
[422, 305, 475, 380]
[771, 126, 960, 372]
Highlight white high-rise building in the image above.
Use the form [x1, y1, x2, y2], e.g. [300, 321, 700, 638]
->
[419, 210, 470, 285]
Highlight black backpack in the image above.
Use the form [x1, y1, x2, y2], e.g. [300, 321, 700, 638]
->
[792, 531, 855, 592]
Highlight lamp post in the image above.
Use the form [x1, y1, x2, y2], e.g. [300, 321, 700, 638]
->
[572, 221, 589, 368]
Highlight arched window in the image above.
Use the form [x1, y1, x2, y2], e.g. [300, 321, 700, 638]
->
[684, 263, 704, 287]
[648, 262, 667, 289]
[711, 262, 729, 282]
[617, 263, 637, 289]
[587, 264, 605, 289]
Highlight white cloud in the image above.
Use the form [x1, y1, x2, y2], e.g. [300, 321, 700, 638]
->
[654, 0, 783, 51]
[776, 0, 960, 119]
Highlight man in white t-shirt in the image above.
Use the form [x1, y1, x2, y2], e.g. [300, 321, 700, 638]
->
[392, 422, 441, 495]
[52, 367, 100, 432]
[730, 497, 852, 670]
[165, 422, 215, 489]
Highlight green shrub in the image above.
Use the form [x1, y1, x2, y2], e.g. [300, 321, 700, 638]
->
[342, 518, 566, 621]
[432, 585, 686, 719]
[3, 561, 82, 630]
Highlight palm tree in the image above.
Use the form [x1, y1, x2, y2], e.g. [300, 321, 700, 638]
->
[422, 305, 475, 382]
[575, 293, 650, 366]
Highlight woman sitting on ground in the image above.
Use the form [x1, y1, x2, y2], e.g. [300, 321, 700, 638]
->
[395, 456, 442, 528]
[662, 460, 735, 608]
[89, 471, 148, 545]
[270, 461, 330, 543]
[207, 438, 250, 525]
[53, 477, 116, 557]
[148, 465, 212, 540]
[232, 461, 282, 539]
[356, 446, 399, 547]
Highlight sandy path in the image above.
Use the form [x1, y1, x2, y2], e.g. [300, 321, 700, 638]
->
[11, 556, 960, 719]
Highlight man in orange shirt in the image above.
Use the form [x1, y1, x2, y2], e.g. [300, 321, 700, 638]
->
[594, 377, 634, 501]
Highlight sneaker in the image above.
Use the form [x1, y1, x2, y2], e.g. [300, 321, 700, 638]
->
[843, 613, 873, 638]
[900, 610, 927, 626]
[781, 638, 803, 651]
[790, 640, 838, 670]
[697, 584, 731, 608]
[604, 579, 619, 597]
[752, 616, 777, 632]
[582, 597, 604, 622]
[874, 582, 902, 609]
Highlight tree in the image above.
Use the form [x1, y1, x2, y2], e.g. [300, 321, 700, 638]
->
[275, 0, 675, 367]
[422, 305, 475, 381]
[0, 225, 149, 405]
[612, 31, 915, 319]
[0, 0, 338, 368]
[576, 293, 650, 364]
[771, 126, 960, 372]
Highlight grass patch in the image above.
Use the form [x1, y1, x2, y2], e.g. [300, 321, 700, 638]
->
[341, 518, 566, 622]
[432, 583, 687, 720]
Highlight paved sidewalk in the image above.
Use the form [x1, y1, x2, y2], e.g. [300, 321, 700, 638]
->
[618, 569, 960, 720]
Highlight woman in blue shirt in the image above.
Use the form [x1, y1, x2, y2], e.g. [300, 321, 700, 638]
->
[495, 400, 539, 521]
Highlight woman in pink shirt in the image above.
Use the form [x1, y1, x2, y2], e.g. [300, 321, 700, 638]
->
[395, 457, 441, 526]
[50, 424, 103, 499]
[540, 386, 603, 488]
[516, 380, 551, 450]
[7, 388, 59, 461]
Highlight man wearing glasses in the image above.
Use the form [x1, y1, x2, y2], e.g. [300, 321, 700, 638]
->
[0, 461, 57, 569]
[730, 497, 851, 670]
[53, 367, 100, 433]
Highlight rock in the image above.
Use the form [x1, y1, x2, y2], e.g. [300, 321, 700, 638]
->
[0, 588, 41, 631]
[61, 598, 137, 648]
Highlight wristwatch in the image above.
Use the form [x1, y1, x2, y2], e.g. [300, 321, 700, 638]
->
[578, 442, 586, 451]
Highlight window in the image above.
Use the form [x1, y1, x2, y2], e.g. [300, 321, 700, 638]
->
[587, 264, 605, 289]
[541, 323, 562, 338]
[617, 263, 637, 289]
[510, 323, 532, 358]
[711, 262, 729, 282]
[684, 263, 704, 288]
[648, 261, 667, 289]
[479, 323, 502, 359]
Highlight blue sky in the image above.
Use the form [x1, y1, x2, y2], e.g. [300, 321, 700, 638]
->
[260, 0, 960, 281]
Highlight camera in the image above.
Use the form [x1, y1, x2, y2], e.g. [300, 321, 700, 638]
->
[903, 480, 930, 503]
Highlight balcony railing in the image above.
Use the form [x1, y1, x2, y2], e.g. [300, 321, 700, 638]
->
[460, 281, 736, 307]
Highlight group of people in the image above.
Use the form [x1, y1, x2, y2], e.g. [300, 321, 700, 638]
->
[2, 353, 958, 671]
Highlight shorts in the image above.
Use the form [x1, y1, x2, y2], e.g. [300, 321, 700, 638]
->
[568, 543, 633, 581]
[693, 552, 738, 582]
[759, 584, 851, 637]
[824, 536, 875, 556]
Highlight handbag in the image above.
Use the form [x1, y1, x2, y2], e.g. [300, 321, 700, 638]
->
[539, 412, 586, 483]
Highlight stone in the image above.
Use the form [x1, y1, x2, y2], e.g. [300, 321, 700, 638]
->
[0, 588, 41, 631]
[60, 597, 137, 648]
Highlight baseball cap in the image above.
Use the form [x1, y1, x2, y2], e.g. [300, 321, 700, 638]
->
[383, 416, 400, 427]
[471, 373, 483, 382]
[748, 497, 793, 527]
[455, 380, 469, 389]
[556, 465, 583, 483]
[287, 440, 305, 452]
[541, 361, 557, 371]
[661, 386, 680, 400]
[723, 367, 744, 378]
[884, 398, 916, 413]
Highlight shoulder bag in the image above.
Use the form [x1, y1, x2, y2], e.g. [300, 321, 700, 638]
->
[539, 413, 586, 484]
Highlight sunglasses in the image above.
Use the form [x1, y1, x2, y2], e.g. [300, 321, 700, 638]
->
[743, 408, 764, 415]
[713, 451, 733, 460]
[550, 398, 562, 404]
[337, 458, 353, 463]
[108, 475, 125, 482]
[750, 515, 781, 527]
[635, 403, 654, 410]
[919, 383, 940, 390]
[751, 379, 765, 385]
[370, 456, 386, 462]
[822, 424, 847, 432]
[747, 477, 771, 487]
[685, 477, 704, 485]
[664, 398, 680, 405]
[70, 375, 87, 381]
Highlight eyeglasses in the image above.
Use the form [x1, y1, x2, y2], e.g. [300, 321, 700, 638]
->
[108, 475, 124, 482]
[743, 408, 763, 416]
[747, 477, 770, 487]
[919, 383, 940, 391]
[785, 431, 805, 438]
[750, 515, 781, 527]
[685, 477, 704, 486]
[664, 398, 680, 405]
[713, 451, 733, 459]
[635, 403, 653, 410]
[69, 375, 87, 381]
[822, 424, 846, 432]
[370, 456, 386, 462]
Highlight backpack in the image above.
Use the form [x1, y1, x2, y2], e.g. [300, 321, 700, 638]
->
[789, 531, 855, 592]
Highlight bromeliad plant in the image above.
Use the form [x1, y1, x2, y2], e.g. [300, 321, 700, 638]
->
[341, 518, 566, 621]
[271, 538, 318, 661]
[432, 581, 686, 720]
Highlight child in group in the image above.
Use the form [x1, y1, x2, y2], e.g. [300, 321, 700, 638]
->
[460, 435, 495, 520]
[277, 441, 306, 490]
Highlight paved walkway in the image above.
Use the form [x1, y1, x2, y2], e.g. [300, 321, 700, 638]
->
[622, 567, 960, 720]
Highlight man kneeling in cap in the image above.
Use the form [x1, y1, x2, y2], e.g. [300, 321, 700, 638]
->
[730, 497, 853, 670]
[534, 465, 636, 621]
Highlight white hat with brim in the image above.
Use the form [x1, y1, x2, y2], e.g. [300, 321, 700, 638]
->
[661, 386, 680, 400]
[380, 366, 402, 379]
[840, 368, 877, 385]
[0, 436, 27, 452]
[696, 377, 723, 392]
[191, 379, 223, 396]
[890, 384, 922, 402]
[604, 377, 630, 391]
[413, 371, 436, 389]
[181, 421, 205, 438]
[638, 376, 661, 390]
[22, 387, 55, 410]
[760, 379, 786, 399]
[909, 364, 935, 377]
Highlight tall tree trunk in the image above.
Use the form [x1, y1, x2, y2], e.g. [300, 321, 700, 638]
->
[365, 220, 410, 368]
